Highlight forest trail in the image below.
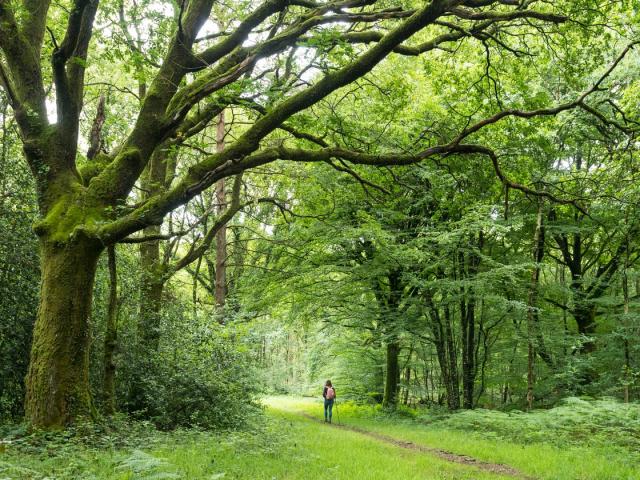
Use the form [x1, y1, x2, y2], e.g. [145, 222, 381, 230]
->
[299, 412, 534, 479]
[267, 397, 534, 480]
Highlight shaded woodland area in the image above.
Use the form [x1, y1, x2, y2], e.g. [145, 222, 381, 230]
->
[1, 0, 639, 448]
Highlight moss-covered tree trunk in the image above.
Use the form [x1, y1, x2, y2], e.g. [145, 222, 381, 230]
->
[137, 147, 172, 350]
[25, 238, 103, 428]
[138, 227, 164, 350]
[214, 111, 227, 322]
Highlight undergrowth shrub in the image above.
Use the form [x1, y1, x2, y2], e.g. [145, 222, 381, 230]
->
[132, 344, 262, 431]
[116, 303, 263, 430]
[0, 414, 279, 480]
[424, 397, 640, 450]
[331, 397, 640, 451]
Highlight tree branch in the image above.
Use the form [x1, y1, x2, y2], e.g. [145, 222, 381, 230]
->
[169, 173, 244, 275]
[93, 2, 631, 245]
[0, 0, 47, 136]
[94, 0, 460, 241]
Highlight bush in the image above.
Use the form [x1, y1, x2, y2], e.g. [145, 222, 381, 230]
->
[117, 311, 263, 430]
[138, 345, 262, 430]
[419, 397, 640, 450]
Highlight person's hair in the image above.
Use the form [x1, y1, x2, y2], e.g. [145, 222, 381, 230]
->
[325, 380, 332, 387]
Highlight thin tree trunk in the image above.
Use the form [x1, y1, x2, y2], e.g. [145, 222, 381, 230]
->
[461, 233, 481, 409]
[560, 265, 568, 356]
[192, 255, 203, 319]
[444, 305, 460, 409]
[422, 351, 430, 402]
[214, 111, 227, 322]
[504, 338, 519, 406]
[527, 203, 544, 410]
[383, 341, 400, 408]
[459, 251, 472, 409]
[622, 238, 631, 403]
[138, 229, 164, 350]
[475, 300, 490, 406]
[401, 346, 414, 405]
[426, 292, 459, 410]
[1, 101, 8, 193]
[25, 239, 102, 427]
[375, 350, 385, 403]
[403, 366, 411, 405]
[136, 148, 173, 349]
[462, 300, 476, 409]
[502, 383, 509, 405]
[134, 228, 164, 412]
[103, 245, 118, 415]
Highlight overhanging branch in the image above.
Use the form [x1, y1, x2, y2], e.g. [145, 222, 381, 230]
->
[169, 173, 244, 275]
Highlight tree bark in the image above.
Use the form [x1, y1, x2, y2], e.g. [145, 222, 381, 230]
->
[425, 291, 460, 410]
[444, 304, 460, 410]
[25, 238, 102, 428]
[403, 365, 411, 405]
[103, 245, 118, 415]
[136, 145, 172, 349]
[214, 111, 227, 321]
[527, 203, 544, 410]
[138, 227, 164, 350]
[461, 301, 476, 409]
[572, 301, 597, 353]
[460, 234, 481, 409]
[382, 341, 400, 408]
[622, 240, 631, 403]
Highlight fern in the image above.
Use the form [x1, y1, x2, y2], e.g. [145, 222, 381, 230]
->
[425, 397, 640, 450]
[116, 450, 180, 479]
[0, 459, 45, 479]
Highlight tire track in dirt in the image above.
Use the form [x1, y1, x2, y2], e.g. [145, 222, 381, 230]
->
[297, 411, 537, 480]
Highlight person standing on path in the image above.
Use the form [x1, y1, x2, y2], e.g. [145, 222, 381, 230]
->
[323, 380, 336, 423]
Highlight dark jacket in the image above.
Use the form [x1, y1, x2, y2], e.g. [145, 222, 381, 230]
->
[323, 386, 336, 399]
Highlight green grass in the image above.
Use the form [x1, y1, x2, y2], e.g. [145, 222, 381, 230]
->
[266, 396, 640, 480]
[0, 408, 510, 479]
[2, 397, 638, 479]
[157, 408, 512, 480]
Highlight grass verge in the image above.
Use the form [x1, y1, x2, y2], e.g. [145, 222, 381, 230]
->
[1, 407, 512, 479]
[265, 396, 640, 480]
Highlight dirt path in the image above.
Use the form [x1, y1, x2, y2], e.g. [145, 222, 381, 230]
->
[297, 411, 536, 480]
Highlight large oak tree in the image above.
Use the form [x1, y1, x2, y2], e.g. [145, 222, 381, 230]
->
[0, 0, 631, 427]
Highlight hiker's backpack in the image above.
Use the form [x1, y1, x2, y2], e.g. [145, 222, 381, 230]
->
[326, 387, 335, 400]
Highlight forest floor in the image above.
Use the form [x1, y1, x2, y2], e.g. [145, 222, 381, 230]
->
[1, 396, 638, 479]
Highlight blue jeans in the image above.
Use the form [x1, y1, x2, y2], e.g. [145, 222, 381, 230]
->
[324, 398, 334, 422]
